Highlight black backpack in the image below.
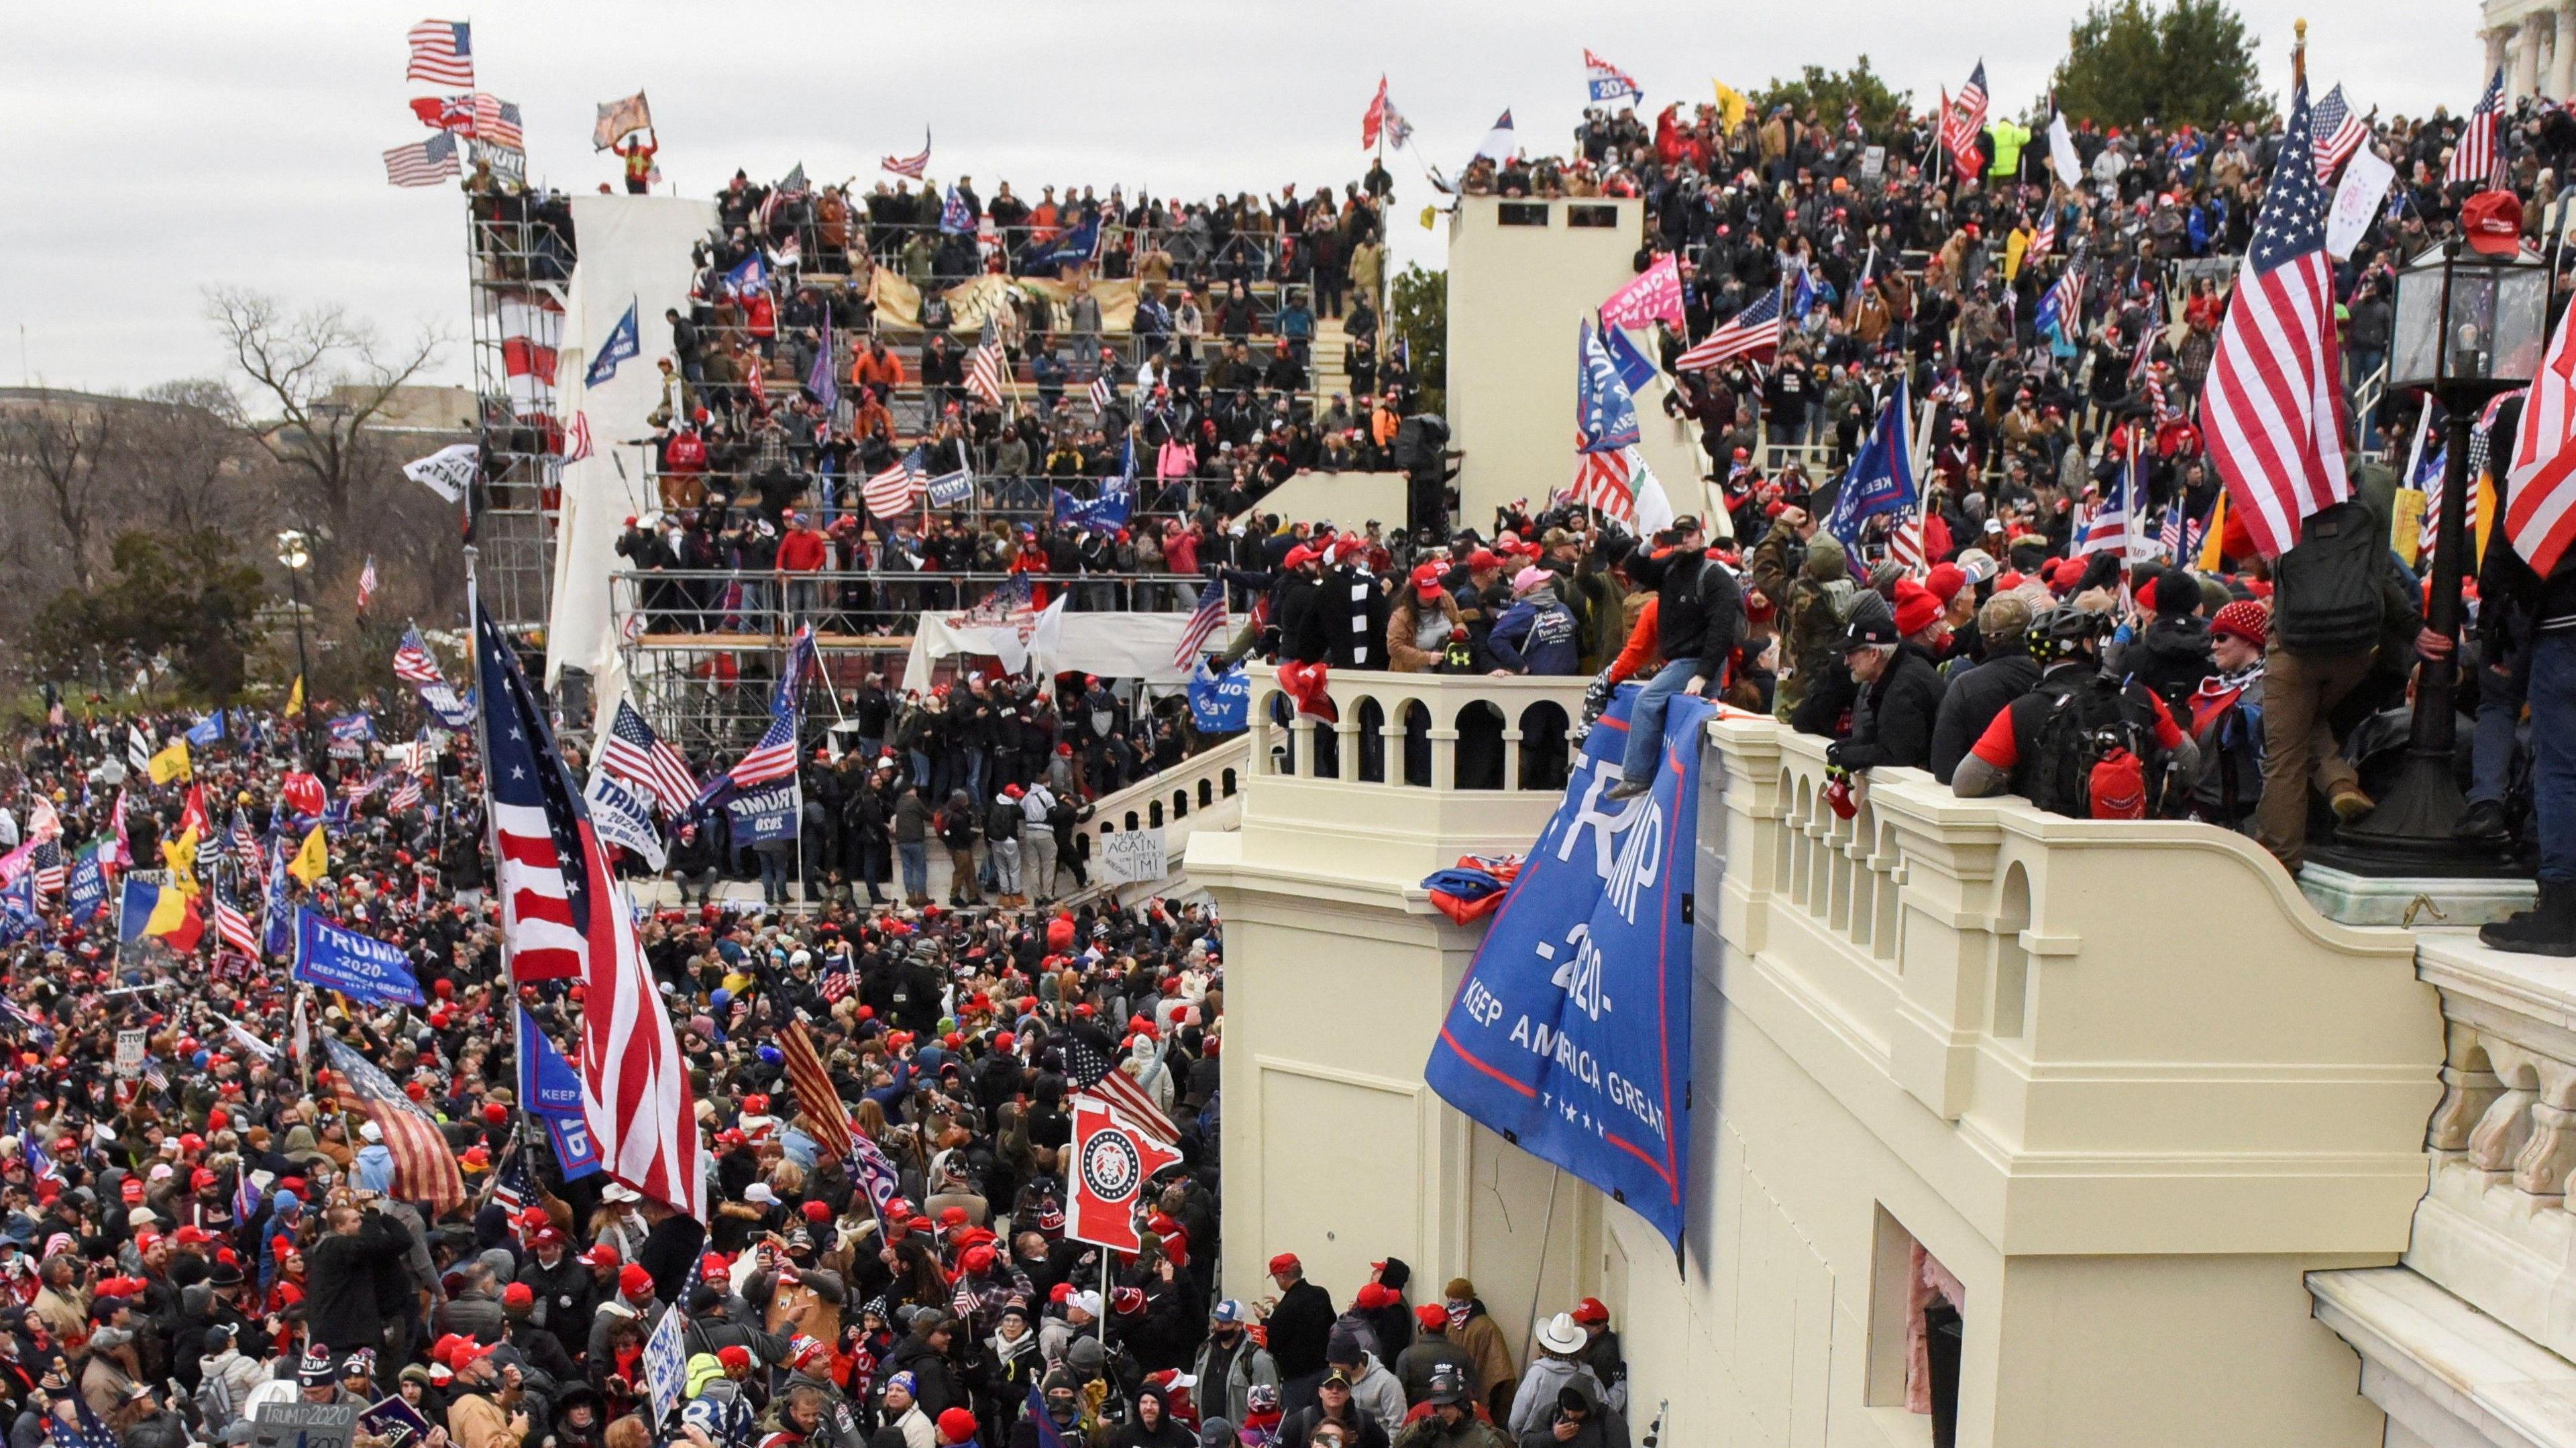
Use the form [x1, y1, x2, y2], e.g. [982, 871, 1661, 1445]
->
[2272, 499, 2384, 656]
[2027, 671, 2155, 819]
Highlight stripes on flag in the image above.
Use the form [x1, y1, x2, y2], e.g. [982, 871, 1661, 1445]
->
[861, 445, 924, 518]
[1567, 445, 1640, 520]
[405, 19, 474, 87]
[2202, 80, 2349, 561]
[1173, 588, 1229, 670]
[778, 1021, 853, 1159]
[881, 129, 931, 180]
[1942, 62, 1989, 178]
[599, 698, 700, 816]
[384, 132, 461, 188]
[2312, 84, 2371, 178]
[213, 884, 260, 960]
[1063, 1032, 1179, 1144]
[1675, 288, 1782, 372]
[2449, 68, 2506, 188]
[325, 1038, 466, 1212]
[472, 94, 524, 152]
[2508, 303, 2576, 575]
[967, 320, 1009, 408]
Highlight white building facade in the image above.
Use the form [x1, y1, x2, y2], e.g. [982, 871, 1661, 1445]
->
[2485, 0, 2576, 99]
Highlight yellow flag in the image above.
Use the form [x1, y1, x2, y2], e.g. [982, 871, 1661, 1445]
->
[2477, 470, 2499, 566]
[2198, 491, 2230, 571]
[147, 738, 192, 785]
[2391, 488, 2426, 568]
[1711, 81, 1750, 132]
[284, 676, 304, 718]
[288, 824, 327, 887]
[165, 828, 201, 896]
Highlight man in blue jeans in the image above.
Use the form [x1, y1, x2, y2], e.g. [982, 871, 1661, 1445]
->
[2478, 461, 2576, 956]
[1606, 516, 1746, 801]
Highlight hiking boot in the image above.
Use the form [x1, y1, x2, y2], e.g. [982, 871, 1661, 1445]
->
[2330, 786, 2376, 824]
[1605, 779, 1653, 803]
[2456, 799, 2513, 845]
[2482, 881, 2576, 957]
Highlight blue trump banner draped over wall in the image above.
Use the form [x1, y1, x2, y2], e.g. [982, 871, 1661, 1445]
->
[1423, 685, 1717, 1253]
[291, 907, 425, 1006]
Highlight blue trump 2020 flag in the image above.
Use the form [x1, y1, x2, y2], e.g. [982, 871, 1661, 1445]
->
[1424, 684, 1717, 1253]
[1825, 380, 1918, 555]
[1575, 321, 1642, 455]
[291, 907, 423, 1006]
[519, 1007, 604, 1178]
[586, 299, 641, 388]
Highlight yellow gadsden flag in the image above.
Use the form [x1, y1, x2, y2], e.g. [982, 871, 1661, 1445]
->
[287, 824, 328, 887]
[164, 828, 201, 896]
[147, 738, 192, 785]
[284, 676, 305, 718]
[1712, 81, 1750, 133]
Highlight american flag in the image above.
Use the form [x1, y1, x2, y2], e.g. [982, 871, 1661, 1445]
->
[388, 777, 423, 814]
[2449, 68, 2506, 188]
[2202, 80, 2348, 561]
[720, 626, 817, 792]
[2128, 319, 2159, 386]
[1942, 62, 1989, 178]
[1675, 288, 1781, 372]
[861, 446, 924, 519]
[490, 1144, 538, 1214]
[64, 1382, 121, 1448]
[2157, 502, 2186, 561]
[2312, 84, 2371, 178]
[819, 959, 861, 1003]
[2509, 313, 2576, 574]
[1089, 366, 1116, 419]
[2027, 206, 2057, 265]
[847, 1131, 901, 1217]
[777, 1020, 853, 1158]
[1063, 1032, 1179, 1144]
[393, 625, 444, 685]
[967, 318, 1008, 408]
[384, 133, 461, 188]
[1886, 509, 1926, 575]
[2033, 265, 2084, 342]
[1173, 587, 1228, 669]
[30, 842, 63, 898]
[405, 19, 474, 87]
[2077, 433, 2147, 559]
[563, 410, 594, 464]
[325, 1038, 465, 1212]
[476, 604, 700, 1217]
[213, 881, 260, 959]
[881, 129, 931, 180]
[473, 94, 525, 152]
[357, 556, 378, 613]
[1567, 445, 1642, 521]
[599, 697, 699, 817]
[230, 810, 261, 876]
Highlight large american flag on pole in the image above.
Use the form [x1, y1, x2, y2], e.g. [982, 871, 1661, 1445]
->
[714, 626, 816, 793]
[2507, 303, 2576, 576]
[1173, 588, 1228, 670]
[324, 1038, 466, 1212]
[599, 697, 699, 817]
[1674, 288, 1781, 372]
[860, 446, 924, 519]
[1064, 1032, 1179, 1144]
[777, 1019, 853, 1159]
[2202, 80, 2348, 561]
[2449, 68, 2506, 188]
[966, 318, 1009, 408]
[384, 133, 461, 189]
[1942, 62, 1988, 178]
[476, 604, 701, 1218]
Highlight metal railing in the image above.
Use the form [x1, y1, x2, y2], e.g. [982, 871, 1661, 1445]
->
[610, 568, 1212, 641]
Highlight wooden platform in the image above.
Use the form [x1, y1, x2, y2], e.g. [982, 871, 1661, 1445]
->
[628, 633, 914, 652]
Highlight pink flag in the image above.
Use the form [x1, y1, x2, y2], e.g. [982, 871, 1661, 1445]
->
[1599, 254, 1685, 332]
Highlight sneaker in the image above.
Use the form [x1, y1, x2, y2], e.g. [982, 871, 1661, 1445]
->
[2455, 799, 2512, 844]
[1604, 779, 1653, 802]
[2330, 787, 2376, 824]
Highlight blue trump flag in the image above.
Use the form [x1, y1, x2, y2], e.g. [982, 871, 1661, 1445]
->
[586, 298, 641, 388]
[1598, 318, 1660, 396]
[1825, 380, 1917, 555]
[1187, 663, 1250, 734]
[64, 842, 107, 925]
[1424, 684, 1717, 1253]
[1575, 321, 1642, 454]
[518, 1007, 603, 1178]
[291, 907, 423, 1006]
[1053, 439, 1134, 531]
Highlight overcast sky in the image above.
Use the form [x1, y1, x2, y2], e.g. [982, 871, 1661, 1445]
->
[0, 1, 2484, 396]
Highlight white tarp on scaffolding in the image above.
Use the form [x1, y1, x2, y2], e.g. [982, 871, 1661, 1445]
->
[547, 194, 718, 687]
[904, 599, 1197, 687]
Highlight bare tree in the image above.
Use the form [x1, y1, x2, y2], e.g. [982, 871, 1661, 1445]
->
[0, 392, 119, 591]
[127, 379, 263, 535]
[204, 288, 443, 547]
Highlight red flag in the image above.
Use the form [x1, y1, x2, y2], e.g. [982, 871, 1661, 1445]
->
[280, 772, 325, 819]
[1067, 1098, 1181, 1252]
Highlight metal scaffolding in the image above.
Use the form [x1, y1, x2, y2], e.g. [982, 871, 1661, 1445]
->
[463, 197, 573, 632]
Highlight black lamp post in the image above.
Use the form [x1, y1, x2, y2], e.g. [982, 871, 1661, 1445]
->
[2322, 234, 2546, 872]
[277, 529, 320, 766]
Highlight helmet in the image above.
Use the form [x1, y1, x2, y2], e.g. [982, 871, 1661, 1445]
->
[2028, 605, 2110, 665]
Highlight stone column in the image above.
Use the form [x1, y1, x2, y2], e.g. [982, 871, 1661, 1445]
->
[2519, 13, 2547, 99]
[2558, 4, 2576, 99]
[2489, 24, 2513, 82]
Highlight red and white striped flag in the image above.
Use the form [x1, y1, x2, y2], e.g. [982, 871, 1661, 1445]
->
[383, 133, 460, 189]
[1065, 1033, 1179, 1144]
[861, 447, 923, 518]
[2203, 81, 2348, 560]
[598, 698, 699, 816]
[563, 410, 594, 463]
[2311, 84, 2371, 178]
[324, 1038, 465, 1212]
[2450, 69, 2506, 188]
[405, 19, 474, 87]
[356, 556, 378, 613]
[1674, 288, 1781, 372]
[881, 129, 930, 180]
[2508, 304, 2576, 576]
[472, 94, 523, 152]
[1941, 63, 1988, 178]
[967, 333, 1008, 408]
[777, 1020, 853, 1159]
[212, 886, 260, 960]
[1173, 588, 1228, 669]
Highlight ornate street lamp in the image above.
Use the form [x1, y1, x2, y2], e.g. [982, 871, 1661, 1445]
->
[2327, 205, 2546, 871]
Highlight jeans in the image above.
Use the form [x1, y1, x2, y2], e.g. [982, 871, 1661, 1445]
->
[2533, 632, 2576, 884]
[2472, 638, 2533, 806]
[1621, 659, 1703, 786]
[898, 841, 928, 899]
[757, 848, 792, 905]
[966, 752, 987, 805]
